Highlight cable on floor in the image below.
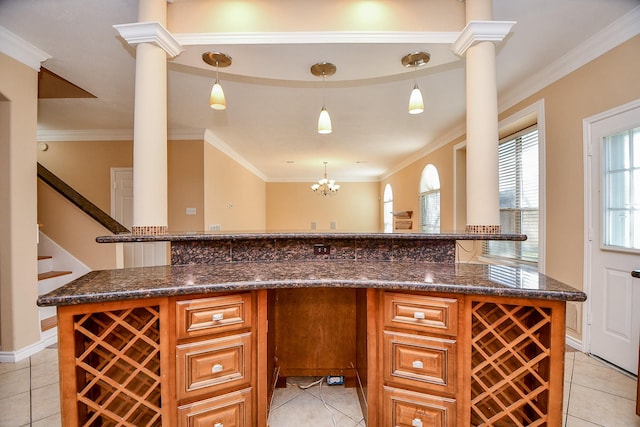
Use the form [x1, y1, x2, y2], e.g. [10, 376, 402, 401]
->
[295, 377, 338, 427]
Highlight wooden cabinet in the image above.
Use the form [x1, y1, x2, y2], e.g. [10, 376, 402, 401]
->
[174, 293, 255, 426]
[56, 288, 567, 427]
[379, 292, 461, 427]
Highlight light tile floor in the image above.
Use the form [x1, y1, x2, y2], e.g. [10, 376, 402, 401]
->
[0, 346, 638, 426]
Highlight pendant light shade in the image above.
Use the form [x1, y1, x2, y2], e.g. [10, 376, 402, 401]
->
[210, 81, 226, 110]
[402, 51, 430, 115]
[311, 62, 336, 135]
[202, 51, 232, 111]
[408, 84, 424, 114]
[318, 105, 332, 134]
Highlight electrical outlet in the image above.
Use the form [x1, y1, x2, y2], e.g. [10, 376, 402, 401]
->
[313, 244, 330, 255]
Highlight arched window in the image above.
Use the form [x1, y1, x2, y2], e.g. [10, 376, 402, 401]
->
[383, 184, 393, 233]
[419, 164, 440, 233]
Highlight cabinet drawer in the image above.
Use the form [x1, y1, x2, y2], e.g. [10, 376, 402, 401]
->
[176, 293, 252, 339]
[384, 292, 458, 336]
[177, 332, 252, 400]
[384, 386, 456, 427]
[178, 387, 252, 427]
[383, 331, 456, 394]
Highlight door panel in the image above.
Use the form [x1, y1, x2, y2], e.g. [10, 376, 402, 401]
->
[587, 100, 640, 374]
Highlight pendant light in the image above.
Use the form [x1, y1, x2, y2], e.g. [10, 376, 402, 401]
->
[202, 52, 232, 110]
[311, 162, 340, 195]
[311, 62, 336, 134]
[402, 52, 430, 115]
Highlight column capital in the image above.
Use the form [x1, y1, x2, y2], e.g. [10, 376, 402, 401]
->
[452, 20, 516, 56]
[114, 21, 183, 58]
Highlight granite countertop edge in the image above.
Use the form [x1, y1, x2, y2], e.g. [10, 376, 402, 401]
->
[37, 261, 587, 307]
[97, 231, 527, 243]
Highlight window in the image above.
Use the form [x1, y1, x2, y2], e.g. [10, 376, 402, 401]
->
[603, 126, 640, 250]
[486, 126, 539, 262]
[383, 184, 393, 233]
[419, 164, 440, 233]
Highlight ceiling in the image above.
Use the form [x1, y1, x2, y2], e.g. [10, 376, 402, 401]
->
[0, 0, 638, 182]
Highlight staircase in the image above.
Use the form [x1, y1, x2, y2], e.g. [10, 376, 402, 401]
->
[37, 255, 71, 332]
[37, 231, 91, 341]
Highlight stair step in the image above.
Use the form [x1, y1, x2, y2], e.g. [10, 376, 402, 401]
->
[38, 255, 52, 261]
[38, 270, 72, 281]
[40, 315, 57, 332]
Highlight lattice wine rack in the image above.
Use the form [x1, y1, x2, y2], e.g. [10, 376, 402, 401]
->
[470, 300, 555, 426]
[71, 305, 163, 426]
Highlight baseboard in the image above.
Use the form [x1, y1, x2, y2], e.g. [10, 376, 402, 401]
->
[565, 334, 584, 352]
[0, 330, 58, 363]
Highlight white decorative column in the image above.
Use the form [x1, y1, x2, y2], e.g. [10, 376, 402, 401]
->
[114, 1, 183, 236]
[452, 2, 515, 234]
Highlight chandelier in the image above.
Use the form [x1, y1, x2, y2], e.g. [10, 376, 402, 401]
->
[311, 162, 340, 196]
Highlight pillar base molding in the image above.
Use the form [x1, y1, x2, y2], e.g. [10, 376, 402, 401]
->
[465, 224, 501, 234]
[132, 225, 168, 236]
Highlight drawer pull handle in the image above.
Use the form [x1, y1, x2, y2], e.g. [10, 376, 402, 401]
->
[413, 311, 425, 320]
[214, 423, 223, 427]
[412, 419, 423, 427]
[212, 364, 224, 373]
[212, 313, 224, 321]
[412, 360, 424, 369]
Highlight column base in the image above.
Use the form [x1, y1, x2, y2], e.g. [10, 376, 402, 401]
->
[132, 225, 168, 236]
[465, 224, 501, 234]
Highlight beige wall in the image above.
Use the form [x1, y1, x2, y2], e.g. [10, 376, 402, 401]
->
[37, 140, 133, 214]
[204, 142, 266, 231]
[168, 140, 205, 232]
[37, 139, 206, 233]
[0, 53, 41, 352]
[168, 0, 464, 33]
[266, 182, 380, 232]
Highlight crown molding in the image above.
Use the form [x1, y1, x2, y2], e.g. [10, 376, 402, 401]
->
[175, 31, 460, 46]
[0, 26, 51, 71]
[499, 5, 640, 112]
[452, 20, 516, 56]
[113, 21, 184, 58]
[204, 129, 267, 181]
[37, 128, 205, 142]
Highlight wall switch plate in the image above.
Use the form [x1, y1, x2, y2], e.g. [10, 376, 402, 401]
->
[313, 244, 330, 255]
[186, 207, 196, 215]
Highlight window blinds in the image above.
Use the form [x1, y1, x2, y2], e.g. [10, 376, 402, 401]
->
[486, 126, 539, 262]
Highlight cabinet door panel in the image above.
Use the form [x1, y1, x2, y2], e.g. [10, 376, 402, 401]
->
[384, 292, 458, 336]
[177, 333, 252, 400]
[384, 331, 456, 394]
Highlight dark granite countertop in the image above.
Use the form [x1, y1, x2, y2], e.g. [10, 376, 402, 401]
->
[38, 260, 586, 307]
[96, 231, 527, 243]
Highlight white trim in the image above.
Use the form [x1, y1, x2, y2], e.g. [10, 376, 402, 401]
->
[37, 128, 205, 142]
[453, 140, 467, 231]
[175, 31, 460, 46]
[565, 334, 584, 352]
[0, 334, 57, 363]
[499, 5, 640, 113]
[581, 97, 640, 356]
[451, 20, 516, 56]
[204, 129, 267, 181]
[497, 99, 546, 272]
[113, 21, 184, 58]
[0, 25, 51, 71]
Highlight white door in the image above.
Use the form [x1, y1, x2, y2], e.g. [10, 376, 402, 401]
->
[587, 100, 640, 374]
[111, 168, 135, 267]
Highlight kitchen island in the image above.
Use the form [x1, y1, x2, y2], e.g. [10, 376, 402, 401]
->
[38, 232, 586, 427]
